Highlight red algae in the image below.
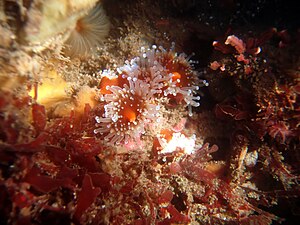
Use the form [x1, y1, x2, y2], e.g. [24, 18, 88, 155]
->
[74, 174, 101, 222]
[32, 103, 46, 135]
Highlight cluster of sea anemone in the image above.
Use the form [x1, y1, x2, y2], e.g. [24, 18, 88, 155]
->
[94, 44, 204, 145]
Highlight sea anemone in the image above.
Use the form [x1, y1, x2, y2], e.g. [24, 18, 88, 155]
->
[159, 46, 203, 110]
[129, 45, 174, 95]
[64, 4, 110, 57]
[95, 44, 203, 145]
[94, 77, 159, 145]
[121, 45, 202, 108]
[135, 45, 203, 115]
[99, 69, 130, 95]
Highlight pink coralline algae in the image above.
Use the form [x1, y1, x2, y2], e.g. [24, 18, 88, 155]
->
[210, 29, 277, 76]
